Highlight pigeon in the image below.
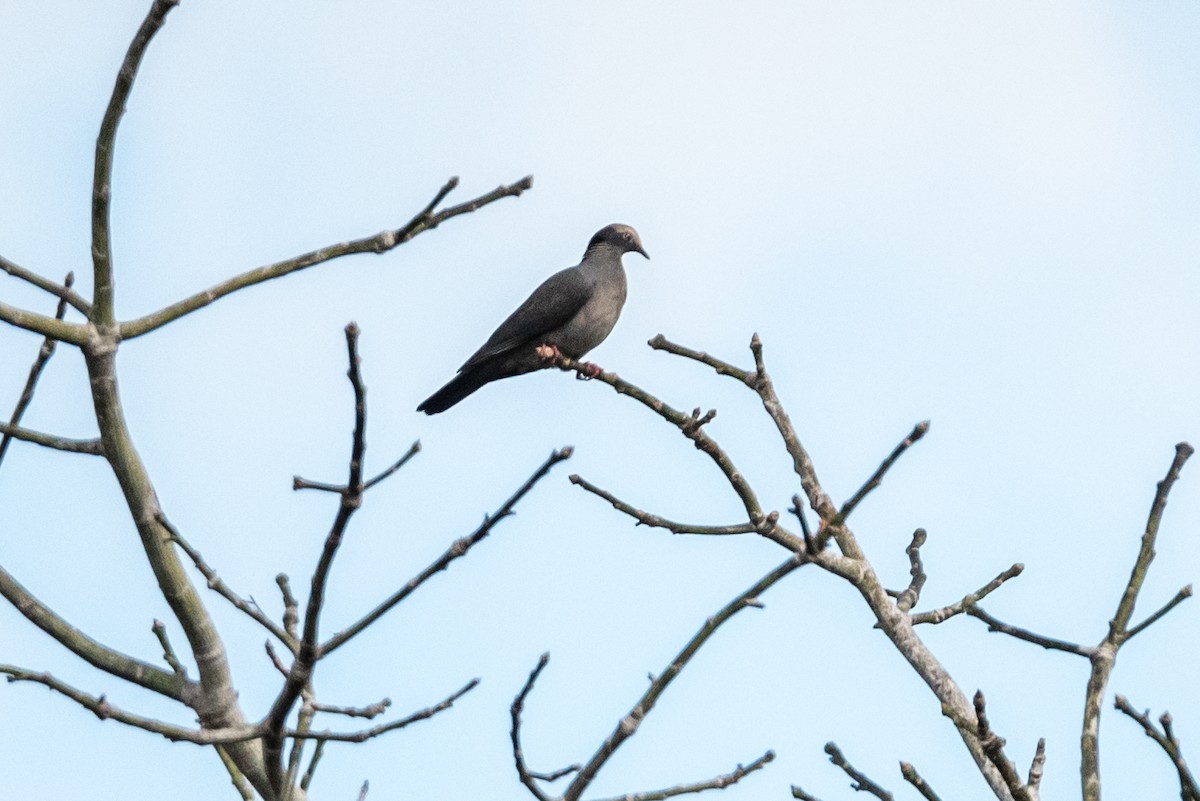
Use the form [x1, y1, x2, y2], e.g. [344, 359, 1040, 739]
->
[417, 223, 648, 414]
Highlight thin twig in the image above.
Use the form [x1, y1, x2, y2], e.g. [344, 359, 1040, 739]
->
[586, 750, 774, 801]
[964, 604, 1091, 656]
[0, 563, 188, 699]
[289, 679, 479, 743]
[265, 323, 369, 792]
[363, 440, 421, 490]
[295, 440, 421, 494]
[278, 573, 300, 641]
[151, 619, 187, 678]
[837, 421, 930, 524]
[529, 765, 581, 783]
[571, 474, 756, 535]
[312, 698, 392, 719]
[552, 352, 806, 554]
[1126, 585, 1193, 641]
[163, 513, 294, 650]
[215, 745, 257, 801]
[824, 742, 893, 800]
[899, 761, 943, 801]
[1, 272, 76, 469]
[321, 446, 574, 656]
[1113, 696, 1199, 801]
[0, 257, 90, 314]
[559, 556, 803, 801]
[790, 494, 816, 553]
[119, 176, 533, 339]
[895, 529, 928, 613]
[1027, 738, 1046, 795]
[357, 780, 370, 801]
[791, 786, 825, 801]
[647, 334, 757, 386]
[300, 740, 326, 792]
[0, 423, 103, 455]
[0, 665, 259, 744]
[974, 691, 1033, 801]
[511, 653, 553, 801]
[910, 563, 1025, 625]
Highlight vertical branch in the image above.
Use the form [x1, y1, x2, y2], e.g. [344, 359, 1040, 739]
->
[0, 273, 74, 469]
[92, 0, 180, 323]
[1081, 443, 1193, 801]
[264, 323, 368, 794]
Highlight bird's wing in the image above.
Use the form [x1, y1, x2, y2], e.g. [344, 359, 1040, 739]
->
[460, 266, 591, 370]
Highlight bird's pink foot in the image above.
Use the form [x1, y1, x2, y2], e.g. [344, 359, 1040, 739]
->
[576, 361, 602, 380]
[535, 343, 563, 364]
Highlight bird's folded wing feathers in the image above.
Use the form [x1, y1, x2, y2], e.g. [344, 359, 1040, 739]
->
[460, 267, 592, 370]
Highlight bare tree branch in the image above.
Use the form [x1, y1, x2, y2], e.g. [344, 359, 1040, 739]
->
[320, 445, 574, 657]
[586, 750, 774, 801]
[92, 0, 181, 324]
[0, 563, 190, 700]
[278, 573, 300, 641]
[556, 555, 803, 801]
[1114, 695, 1199, 801]
[823, 742, 893, 800]
[295, 440, 421, 494]
[963, 604, 1091, 656]
[578, 333, 1016, 799]
[1027, 738, 1046, 796]
[0, 300, 89, 343]
[119, 175, 533, 339]
[530, 766, 581, 783]
[300, 740, 326, 792]
[289, 679, 479, 743]
[164, 513, 295, 651]
[151, 619, 188, 679]
[265, 323, 369, 791]
[570, 474, 756, 535]
[550, 352, 806, 554]
[974, 691, 1035, 801]
[0, 422, 103, 455]
[511, 653, 553, 801]
[0, 257, 91, 314]
[647, 334, 756, 386]
[1, 272, 76, 469]
[837, 420, 930, 524]
[311, 698, 392, 720]
[215, 745, 257, 801]
[1081, 442, 1193, 801]
[899, 761, 944, 801]
[0, 665, 260, 745]
[895, 529, 928, 613]
[909, 563, 1025, 625]
[1126, 584, 1193, 642]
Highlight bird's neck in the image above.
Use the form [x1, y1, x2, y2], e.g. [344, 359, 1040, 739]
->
[583, 243, 625, 263]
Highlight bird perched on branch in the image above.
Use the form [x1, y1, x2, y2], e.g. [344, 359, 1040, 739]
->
[417, 223, 649, 414]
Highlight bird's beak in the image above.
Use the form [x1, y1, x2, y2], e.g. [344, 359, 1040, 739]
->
[635, 244, 650, 260]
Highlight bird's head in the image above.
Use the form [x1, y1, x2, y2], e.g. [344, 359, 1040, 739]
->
[587, 223, 649, 260]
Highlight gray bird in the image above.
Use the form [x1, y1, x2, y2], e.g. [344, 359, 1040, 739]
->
[418, 223, 648, 414]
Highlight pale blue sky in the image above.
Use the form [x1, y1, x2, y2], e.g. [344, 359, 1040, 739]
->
[1, 2, 1198, 799]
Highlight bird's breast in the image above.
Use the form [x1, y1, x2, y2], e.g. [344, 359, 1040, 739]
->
[549, 268, 628, 358]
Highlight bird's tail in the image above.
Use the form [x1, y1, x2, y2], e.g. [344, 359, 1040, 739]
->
[417, 368, 494, 414]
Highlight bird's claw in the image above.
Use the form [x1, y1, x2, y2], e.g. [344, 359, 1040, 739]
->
[535, 344, 563, 364]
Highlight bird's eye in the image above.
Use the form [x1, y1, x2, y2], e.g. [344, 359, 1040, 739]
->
[622, 232, 632, 241]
